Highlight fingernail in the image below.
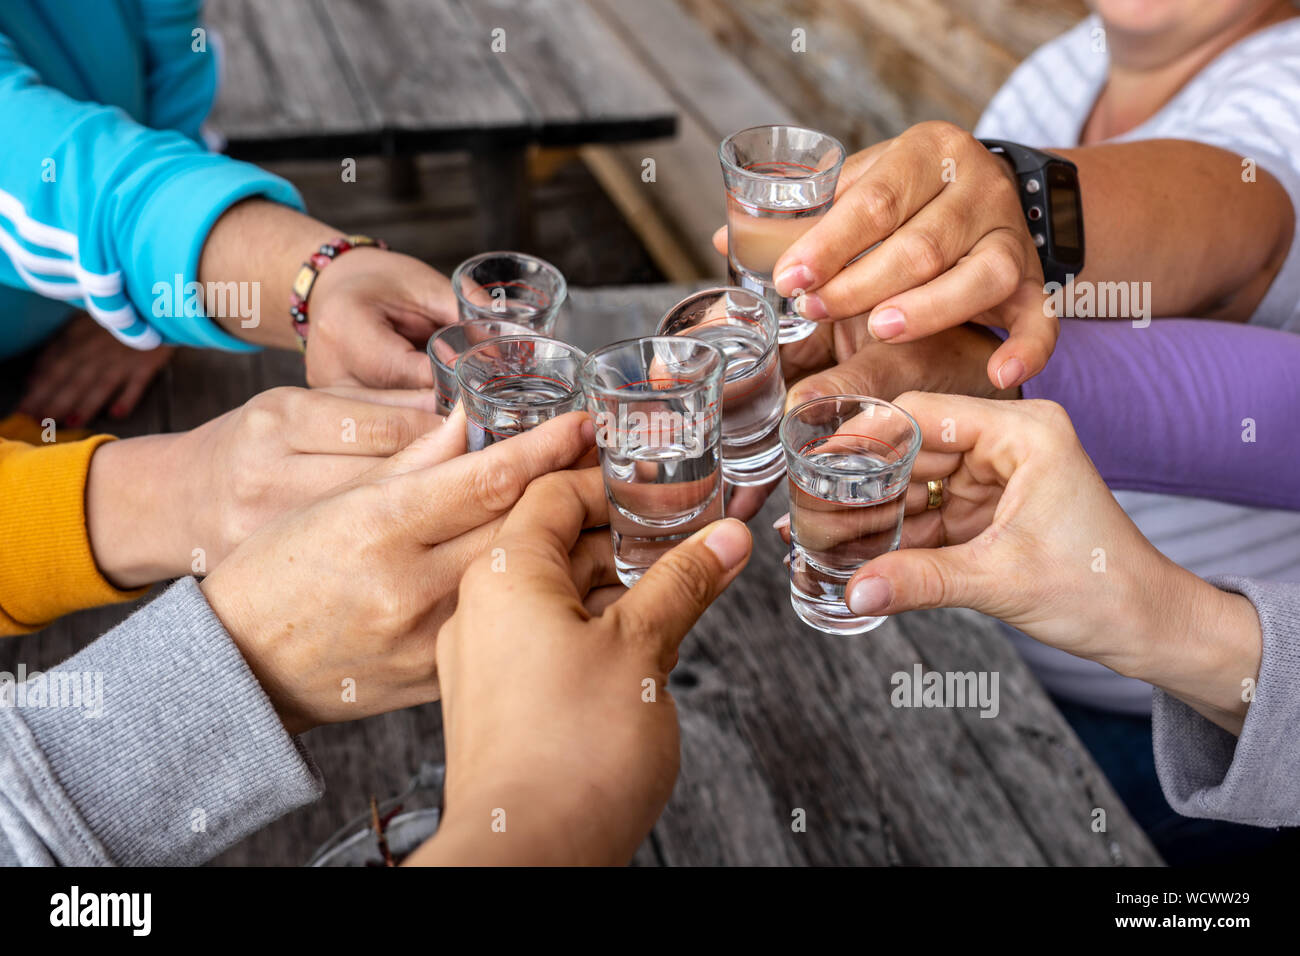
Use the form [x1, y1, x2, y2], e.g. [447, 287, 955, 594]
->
[868, 308, 906, 340]
[848, 575, 892, 615]
[995, 357, 1026, 390]
[771, 513, 790, 532]
[703, 518, 750, 571]
[793, 292, 827, 320]
[774, 264, 814, 297]
[580, 416, 596, 444]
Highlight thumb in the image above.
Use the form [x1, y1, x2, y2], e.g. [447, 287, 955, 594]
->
[609, 518, 751, 652]
[844, 543, 989, 617]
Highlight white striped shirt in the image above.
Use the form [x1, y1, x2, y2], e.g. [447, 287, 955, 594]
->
[974, 15, 1300, 714]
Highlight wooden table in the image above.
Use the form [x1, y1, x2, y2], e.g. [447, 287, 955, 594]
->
[0, 284, 1162, 866]
[203, 0, 677, 246]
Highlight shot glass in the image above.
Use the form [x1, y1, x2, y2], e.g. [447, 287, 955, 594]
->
[427, 319, 533, 414]
[451, 251, 566, 334]
[456, 335, 586, 450]
[720, 125, 846, 345]
[581, 336, 726, 586]
[657, 286, 785, 486]
[780, 396, 921, 635]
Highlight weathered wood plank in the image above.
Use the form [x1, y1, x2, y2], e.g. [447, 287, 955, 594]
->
[455, 0, 677, 145]
[318, 0, 533, 151]
[588, 0, 795, 140]
[900, 612, 1162, 865]
[204, 0, 382, 159]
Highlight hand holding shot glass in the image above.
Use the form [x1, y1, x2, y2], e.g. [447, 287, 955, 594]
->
[456, 335, 586, 450]
[720, 125, 846, 344]
[452, 251, 567, 334]
[657, 287, 786, 486]
[781, 396, 921, 635]
[581, 337, 725, 586]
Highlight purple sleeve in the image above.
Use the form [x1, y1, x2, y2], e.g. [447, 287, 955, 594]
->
[1019, 319, 1300, 510]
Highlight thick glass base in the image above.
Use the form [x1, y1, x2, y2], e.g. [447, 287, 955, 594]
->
[777, 314, 818, 344]
[615, 560, 645, 588]
[791, 589, 886, 635]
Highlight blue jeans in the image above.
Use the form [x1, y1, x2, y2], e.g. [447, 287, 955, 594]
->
[1053, 697, 1297, 866]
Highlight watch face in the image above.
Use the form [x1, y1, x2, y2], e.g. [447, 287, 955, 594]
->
[1046, 162, 1083, 262]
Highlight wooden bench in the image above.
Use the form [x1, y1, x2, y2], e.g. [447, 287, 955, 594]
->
[203, 0, 679, 247]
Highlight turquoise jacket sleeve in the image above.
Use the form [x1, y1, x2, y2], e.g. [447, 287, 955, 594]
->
[138, 0, 220, 142]
[0, 13, 304, 352]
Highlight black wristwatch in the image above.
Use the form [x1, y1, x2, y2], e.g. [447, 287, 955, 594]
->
[979, 139, 1085, 284]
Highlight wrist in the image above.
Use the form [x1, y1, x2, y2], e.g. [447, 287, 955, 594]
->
[86, 436, 191, 588]
[200, 199, 338, 350]
[198, 568, 315, 737]
[1118, 562, 1262, 726]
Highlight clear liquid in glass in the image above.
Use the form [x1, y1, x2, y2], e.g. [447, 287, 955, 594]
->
[726, 193, 829, 344]
[465, 377, 580, 450]
[787, 451, 906, 634]
[603, 440, 723, 586]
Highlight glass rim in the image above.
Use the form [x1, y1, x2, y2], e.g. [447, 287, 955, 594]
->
[656, 286, 780, 369]
[425, 319, 534, 373]
[718, 124, 847, 185]
[455, 334, 587, 407]
[579, 335, 727, 401]
[780, 394, 922, 473]
[450, 250, 568, 314]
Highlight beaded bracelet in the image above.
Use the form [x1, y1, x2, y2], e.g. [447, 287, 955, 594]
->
[289, 235, 388, 352]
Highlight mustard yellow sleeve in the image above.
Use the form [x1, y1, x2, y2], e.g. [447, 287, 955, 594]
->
[0, 436, 147, 635]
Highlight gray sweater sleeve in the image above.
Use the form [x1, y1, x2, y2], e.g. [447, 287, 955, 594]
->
[0, 578, 323, 865]
[1152, 575, 1300, 827]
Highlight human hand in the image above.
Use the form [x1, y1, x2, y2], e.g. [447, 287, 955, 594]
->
[17, 312, 175, 426]
[86, 385, 448, 587]
[304, 248, 457, 389]
[714, 121, 1057, 390]
[838, 393, 1261, 732]
[404, 472, 752, 866]
[199, 412, 608, 735]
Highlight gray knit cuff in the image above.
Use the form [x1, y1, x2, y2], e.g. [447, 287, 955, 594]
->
[1152, 575, 1300, 828]
[6, 578, 323, 865]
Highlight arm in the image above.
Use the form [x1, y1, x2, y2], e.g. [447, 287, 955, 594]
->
[751, 72, 1300, 387]
[1054, 141, 1294, 324]
[836, 392, 1265, 740]
[1, 388, 445, 633]
[0, 578, 323, 865]
[767, 315, 1299, 515]
[1152, 575, 1300, 828]
[0, 29, 302, 351]
[1020, 318, 1300, 510]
